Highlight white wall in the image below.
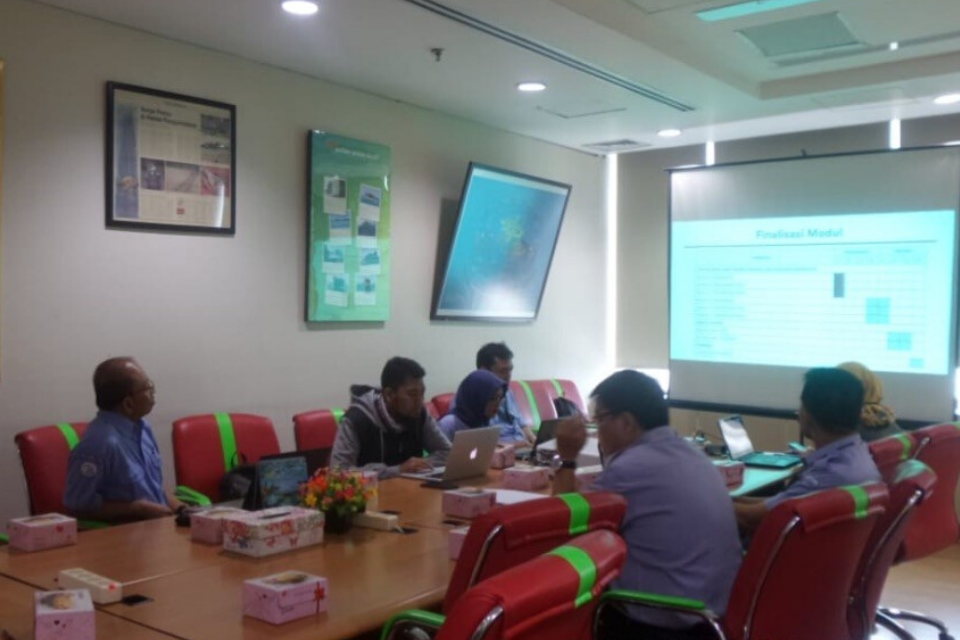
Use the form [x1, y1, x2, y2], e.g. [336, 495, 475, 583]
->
[0, 0, 607, 523]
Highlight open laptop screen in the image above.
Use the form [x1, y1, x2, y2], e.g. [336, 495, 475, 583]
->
[717, 415, 755, 460]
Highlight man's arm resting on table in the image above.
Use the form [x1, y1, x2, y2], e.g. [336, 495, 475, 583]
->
[71, 499, 173, 523]
[733, 499, 768, 537]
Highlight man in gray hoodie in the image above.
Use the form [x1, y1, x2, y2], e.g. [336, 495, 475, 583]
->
[331, 356, 451, 478]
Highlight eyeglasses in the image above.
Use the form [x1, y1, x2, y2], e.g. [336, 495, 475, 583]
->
[590, 411, 614, 425]
[130, 382, 156, 396]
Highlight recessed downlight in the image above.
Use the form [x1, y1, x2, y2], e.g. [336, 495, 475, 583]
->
[888, 41, 899, 51]
[517, 82, 546, 93]
[282, 1, 319, 15]
[658, 129, 682, 138]
[934, 93, 960, 106]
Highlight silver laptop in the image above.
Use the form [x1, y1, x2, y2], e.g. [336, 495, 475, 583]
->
[401, 426, 500, 483]
[717, 415, 802, 469]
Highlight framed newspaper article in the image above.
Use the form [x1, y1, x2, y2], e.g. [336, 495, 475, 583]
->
[106, 82, 236, 234]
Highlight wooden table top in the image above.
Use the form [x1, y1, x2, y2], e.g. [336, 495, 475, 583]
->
[0, 519, 224, 589]
[0, 575, 175, 640]
[99, 525, 452, 640]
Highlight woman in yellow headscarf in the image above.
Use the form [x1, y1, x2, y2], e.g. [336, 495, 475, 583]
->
[837, 361, 903, 442]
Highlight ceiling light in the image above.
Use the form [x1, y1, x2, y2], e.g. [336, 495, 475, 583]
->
[658, 129, 682, 138]
[282, 1, 318, 16]
[934, 93, 960, 106]
[697, 0, 828, 22]
[517, 82, 546, 93]
[888, 42, 899, 51]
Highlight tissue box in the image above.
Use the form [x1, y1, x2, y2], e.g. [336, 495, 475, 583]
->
[715, 460, 745, 488]
[191, 506, 247, 544]
[489, 446, 516, 470]
[503, 466, 551, 491]
[223, 507, 324, 558]
[35, 590, 94, 640]
[442, 488, 496, 519]
[575, 465, 603, 491]
[362, 470, 380, 512]
[8, 513, 77, 552]
[243, 571, 329, 625]
[448, 526, 469, 560]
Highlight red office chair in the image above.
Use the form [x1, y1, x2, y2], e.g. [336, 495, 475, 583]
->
[514, 380, 559, 430]
[14, 423, 89, 516]
[430, 393, 455, 418]
[292, 409, 342, 451]
[849, 460, 936, 640]
[425, 402, 440, 420]
[878, 423, 960, 640]
[172, 413, 280, 503]
[383, 529, 626, 640]
[868, 433, 916, 483]
[444, 492, 627, 612]
[596, 483, 888, 640]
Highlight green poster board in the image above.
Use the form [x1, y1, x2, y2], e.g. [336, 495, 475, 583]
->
[306, 131, 391, 322]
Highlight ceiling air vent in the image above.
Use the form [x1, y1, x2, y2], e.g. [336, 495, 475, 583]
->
[583, 139, 651, 154]
[738, 12, 862, 59]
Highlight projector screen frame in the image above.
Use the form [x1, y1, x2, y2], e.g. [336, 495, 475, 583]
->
[665, 146, 960, 423]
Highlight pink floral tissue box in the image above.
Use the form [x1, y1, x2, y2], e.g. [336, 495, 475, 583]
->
[190, 506, 247, 545]
[502, 466, 551, 491]
[8, 513, 77, 552]
[715, 460, 745, 488]
[448, 526, 469, 560]
[489, 446, 516, 470]
[222, 507, 324, 558]
[442, 488, 496, 519]
[243, 571, 329, 625]
[35, 590, 94, 640]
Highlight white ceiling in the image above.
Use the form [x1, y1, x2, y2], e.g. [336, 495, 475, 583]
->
[31, 0, 960, 154]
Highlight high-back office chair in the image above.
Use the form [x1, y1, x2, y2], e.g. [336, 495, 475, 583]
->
[595, 483, 888, 640]
[848, 460, 936, 640]
[444, 492, 627, 612]
[430, 393, 455, 418]
[292, 409, 342, 451]
[383, 529, 626, 640]
[172, 413, 280, 502]
[877, 423, 960, 640]
[14, 422, 89, 515]
[868, 433, 915, 482]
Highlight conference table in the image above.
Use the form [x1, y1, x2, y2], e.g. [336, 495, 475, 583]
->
[0, 465, 792, 640]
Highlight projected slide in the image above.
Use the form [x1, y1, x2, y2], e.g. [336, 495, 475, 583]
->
[670, 210, 956, 375]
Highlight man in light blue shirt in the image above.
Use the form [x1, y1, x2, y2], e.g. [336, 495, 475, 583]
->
[476, 342, 534, 445]
[734, 367, 881, 536]
[64, 358, 182, 522]
[554, 371, 742, 639]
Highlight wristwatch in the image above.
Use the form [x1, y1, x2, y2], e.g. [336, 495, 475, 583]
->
[551, 454, 577, 471]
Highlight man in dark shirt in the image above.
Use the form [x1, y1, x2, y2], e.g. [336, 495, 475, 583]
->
[331, 356, 450, 478]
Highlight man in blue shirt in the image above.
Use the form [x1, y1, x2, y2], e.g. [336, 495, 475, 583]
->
[476, 342, 534, 445]
[64, 358, 182, 522]
[554, 371, 742, 640]
[733, 367, 881, 536]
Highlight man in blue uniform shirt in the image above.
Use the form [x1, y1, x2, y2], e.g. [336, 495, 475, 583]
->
[64, 357, 183, 522]
[476, 342, 535, 445]
[733, 367, 881, 536]
[554, 371, 742, 640]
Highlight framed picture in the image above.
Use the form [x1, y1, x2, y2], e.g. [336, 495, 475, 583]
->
[106, 82, 236, 234]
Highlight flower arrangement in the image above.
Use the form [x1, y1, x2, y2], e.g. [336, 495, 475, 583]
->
[300, 467, 376, 519]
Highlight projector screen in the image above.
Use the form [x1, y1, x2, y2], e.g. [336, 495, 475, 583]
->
[669, 148, 960, 422]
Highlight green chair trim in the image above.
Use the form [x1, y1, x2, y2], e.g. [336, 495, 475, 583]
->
[557, 493, 591, 535]
[331, 408, 345, 424]
[550, 379, 565, 397]
[214, 412, 238, 472]
[894, 434, 913, 460]
[380, 610, 446, 640]
[841, 484, 870, 519]
[517, 381, 541, 430]
[56, 423, 80, 450]
[602, 589, 707, 611]
[548, 545, 597, 608]
[176, 485, 213, 506]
